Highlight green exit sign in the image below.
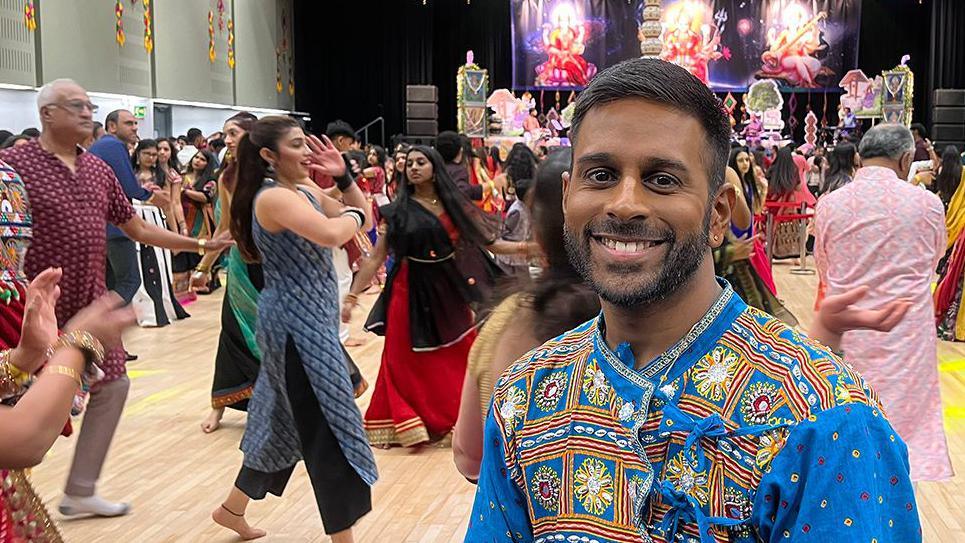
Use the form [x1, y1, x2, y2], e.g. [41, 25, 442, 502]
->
[133, 105, 146, 119]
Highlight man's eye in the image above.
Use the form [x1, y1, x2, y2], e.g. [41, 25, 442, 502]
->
[647, 174, 679, 189]
[585, 169, 614, 184]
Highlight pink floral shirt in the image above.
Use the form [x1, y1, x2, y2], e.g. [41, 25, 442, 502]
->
[815, 165, 952, 481]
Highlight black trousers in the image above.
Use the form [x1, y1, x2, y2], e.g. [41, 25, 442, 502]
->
[106, 237, 141, 304]
[235, 337, 371, 534]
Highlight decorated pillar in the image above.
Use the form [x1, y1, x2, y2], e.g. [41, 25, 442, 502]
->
[457, 50, 489, 137]
[638, 0, 662, 58]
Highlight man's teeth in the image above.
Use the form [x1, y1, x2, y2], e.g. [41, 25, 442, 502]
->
[600, 238, 657, 252]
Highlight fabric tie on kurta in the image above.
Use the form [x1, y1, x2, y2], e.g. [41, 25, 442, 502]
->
[655, 479, 747, 543]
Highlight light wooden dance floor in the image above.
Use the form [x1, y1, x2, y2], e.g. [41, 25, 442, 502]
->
[30, 265, 964, 542]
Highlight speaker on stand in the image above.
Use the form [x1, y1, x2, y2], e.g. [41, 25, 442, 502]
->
[403, 85, 438, 145]
[932, 89, 965, 152]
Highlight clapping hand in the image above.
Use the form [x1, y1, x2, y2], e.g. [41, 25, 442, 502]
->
[306, 135, 347, 178]
[63, 293, 137, 350]
[16, 268, 63, 373]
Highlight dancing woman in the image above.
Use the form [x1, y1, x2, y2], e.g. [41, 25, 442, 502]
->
[193, 112, 259, 433]
[216, 116, 376, 542]
[343, 146, 533, 448]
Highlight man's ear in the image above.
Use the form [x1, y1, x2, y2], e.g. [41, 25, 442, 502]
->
[709, 182, 735, 248]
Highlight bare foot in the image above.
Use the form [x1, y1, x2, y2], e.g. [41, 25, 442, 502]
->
[344, 336, 367, 347]
[212, 505, 266, 540]
[201, 408, 223, 433]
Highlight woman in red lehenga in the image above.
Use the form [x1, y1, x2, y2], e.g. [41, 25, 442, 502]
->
[343, 146, 533, 447]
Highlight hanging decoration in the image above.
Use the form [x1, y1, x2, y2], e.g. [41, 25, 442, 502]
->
[208, 10, 216, 63]
[115, 1, 125, 47]
[226, 18, 235, 70]
[804, 110, 818, 147]
[288, 61, 295, 96]
[276, 8, 290, 94]
[23, 0, 36, 31]
[275, 49, 283, 93]
[142, 0, 153, 54]
[217, 0, 225, 32]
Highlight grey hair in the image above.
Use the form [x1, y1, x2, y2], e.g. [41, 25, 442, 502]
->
[858, 123, 915, 161]
[36, 78, 81, 111]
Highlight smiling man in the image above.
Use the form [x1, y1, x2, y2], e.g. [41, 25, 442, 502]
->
[466, 59, 920, 543]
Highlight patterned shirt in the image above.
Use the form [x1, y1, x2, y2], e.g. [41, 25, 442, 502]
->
[0, 160, 31, 287]
[814, 165, 952, 482]
[468, 283, 920, 543]
[0, 139, 136, 383]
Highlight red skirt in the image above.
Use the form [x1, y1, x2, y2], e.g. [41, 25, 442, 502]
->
[363, 262, 476, 447]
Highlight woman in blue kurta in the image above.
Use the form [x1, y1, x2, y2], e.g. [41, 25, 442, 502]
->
[227, 116, 377, 542]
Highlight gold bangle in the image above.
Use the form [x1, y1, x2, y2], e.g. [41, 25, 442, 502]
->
[344, 293, 359, 305]
[197, 238, 207, 256]
[195, 263, 211, 273]
[53, 331, 106, 368]
[44, 365, 82, 388]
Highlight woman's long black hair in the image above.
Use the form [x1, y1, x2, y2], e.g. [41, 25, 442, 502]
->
[936, 145, 963, 206]
[503, 143, 538, 184]
[230, 115, 300, 263]
[822, 143, 858, 194]
[157, 137, 182, 173]
[132, 139, 166, 188]
[766, 146, 799, 198]
[728, 147, 758, 207]
[396, 146, 501, 246]
[514, 149, 599, 341]
[185, 149, 220, 191]
[219, 111, 258, 193]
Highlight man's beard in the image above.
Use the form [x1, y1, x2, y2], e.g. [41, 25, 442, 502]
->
[563, 211, 710, 309]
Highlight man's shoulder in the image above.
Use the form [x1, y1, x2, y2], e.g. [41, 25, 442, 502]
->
[0, 139, 38, 165]
[722, 307, 883, 424]
[492, 318, 597, 403]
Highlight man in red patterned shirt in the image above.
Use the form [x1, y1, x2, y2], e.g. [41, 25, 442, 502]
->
[0, 79, 230, 518]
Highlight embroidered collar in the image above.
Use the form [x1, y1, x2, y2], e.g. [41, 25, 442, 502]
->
[593, 279, 737, 388]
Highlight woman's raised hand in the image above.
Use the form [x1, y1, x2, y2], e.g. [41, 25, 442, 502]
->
[306, 135, 347, 178]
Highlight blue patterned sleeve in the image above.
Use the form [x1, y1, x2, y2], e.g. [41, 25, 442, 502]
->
[465, 409, 532, 542]
[751, 404, 921, 542]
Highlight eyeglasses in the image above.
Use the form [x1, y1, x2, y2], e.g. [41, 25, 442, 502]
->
[49, 100, 99, 114]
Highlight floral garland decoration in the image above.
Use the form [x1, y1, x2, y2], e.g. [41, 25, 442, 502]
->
[208, 10, 216, 62]
[275, 49, 283, 93]
[142, 0, 153, 54]
[227, 18, 235, 69]
[23, 0, 36, 31]
[115, 0, 125, 47]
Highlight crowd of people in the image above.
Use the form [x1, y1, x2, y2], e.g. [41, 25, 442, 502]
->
[1, 57, 961, 542]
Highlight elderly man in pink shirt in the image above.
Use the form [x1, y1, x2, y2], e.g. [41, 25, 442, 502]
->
[815, 122, 953, 482]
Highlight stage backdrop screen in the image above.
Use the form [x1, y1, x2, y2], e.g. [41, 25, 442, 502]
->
[511, 0, 861, 91]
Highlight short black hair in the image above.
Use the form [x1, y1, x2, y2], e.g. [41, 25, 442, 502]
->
[209, 138, 226, 151]
[187, 128, 204, 142]
[325, 120, 355, 141]
[435, 131, 461, 162]
[20, 127, 40, 138]
[0, 130, 12, 144]
[910, 123, 927, 139]
[570, 58, 731, 191]
[104, 110, 125, 129]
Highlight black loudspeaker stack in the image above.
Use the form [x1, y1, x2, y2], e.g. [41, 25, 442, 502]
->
[933, 89, 965, 152]
[406, 85, 439, 137]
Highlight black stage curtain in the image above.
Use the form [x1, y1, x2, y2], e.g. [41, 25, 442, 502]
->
[294, 0, 960, 142]
[293, 0, 512, 143]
